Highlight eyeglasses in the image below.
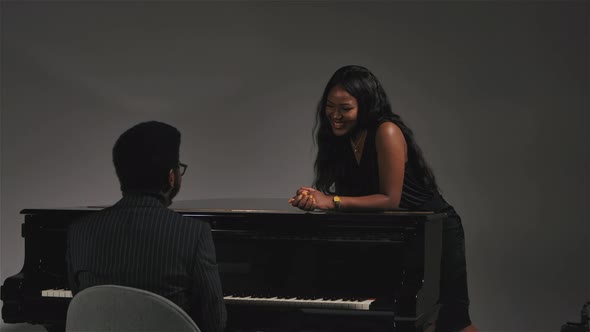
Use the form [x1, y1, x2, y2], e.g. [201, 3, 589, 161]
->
[178, 162, 188, 176]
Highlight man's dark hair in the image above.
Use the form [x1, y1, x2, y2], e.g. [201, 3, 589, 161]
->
[113, 121, 181, 193]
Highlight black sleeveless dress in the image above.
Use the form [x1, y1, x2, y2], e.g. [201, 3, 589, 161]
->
[334, 123, 472, 332]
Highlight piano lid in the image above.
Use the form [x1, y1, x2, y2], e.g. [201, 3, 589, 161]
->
[170, 198, 434, 216]
[20, 198, 295, 214]
[21, 197, 435, 217]
[170, 198, 306, 214]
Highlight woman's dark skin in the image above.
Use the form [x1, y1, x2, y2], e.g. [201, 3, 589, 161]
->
[288, 80, 478, 332]
[288, 84, 406, 211]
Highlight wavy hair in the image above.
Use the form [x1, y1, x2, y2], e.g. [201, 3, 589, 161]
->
[312, 65, 439, 194]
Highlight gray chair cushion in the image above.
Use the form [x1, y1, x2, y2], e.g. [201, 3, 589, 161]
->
[65, 285, 200, 332]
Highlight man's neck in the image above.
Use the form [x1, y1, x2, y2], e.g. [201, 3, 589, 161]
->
[122, 191, 169, 206]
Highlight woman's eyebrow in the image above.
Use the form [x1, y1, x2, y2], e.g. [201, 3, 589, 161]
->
[327, 99, 354, 106]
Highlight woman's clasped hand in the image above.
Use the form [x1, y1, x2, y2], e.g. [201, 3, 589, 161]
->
[288, 187, 334, 211]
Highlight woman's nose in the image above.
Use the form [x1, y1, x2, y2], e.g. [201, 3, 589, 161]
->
[331, 110, 343, 119]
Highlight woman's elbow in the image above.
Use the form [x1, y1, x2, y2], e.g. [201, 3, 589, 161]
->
[385, 196, 401, 209]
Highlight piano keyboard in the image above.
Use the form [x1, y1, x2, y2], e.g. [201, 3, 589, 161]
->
[41, 289, 375, 310]
[224, 295, 375, 310]
[41, 289, 73, 298]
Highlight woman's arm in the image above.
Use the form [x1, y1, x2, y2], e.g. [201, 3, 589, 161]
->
[290, 122, 407, 211]
[374, 121, 407, 209]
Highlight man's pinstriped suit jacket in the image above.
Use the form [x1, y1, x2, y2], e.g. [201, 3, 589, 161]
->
[66, 193, 227, 332]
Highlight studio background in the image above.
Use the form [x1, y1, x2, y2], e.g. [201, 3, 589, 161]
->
[1, 1, 588, 332]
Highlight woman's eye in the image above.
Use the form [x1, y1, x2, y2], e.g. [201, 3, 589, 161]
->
[341, 108, 353, 112]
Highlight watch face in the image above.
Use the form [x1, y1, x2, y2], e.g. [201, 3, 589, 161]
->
[333, 196, 341, 209]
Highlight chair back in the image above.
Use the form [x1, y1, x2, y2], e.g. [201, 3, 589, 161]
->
[65, 284, 200, 332]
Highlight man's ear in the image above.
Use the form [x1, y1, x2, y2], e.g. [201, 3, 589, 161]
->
[168, 169, 175, 190]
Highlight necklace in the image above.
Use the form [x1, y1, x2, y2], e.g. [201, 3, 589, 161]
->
[350, 131, 366, 153]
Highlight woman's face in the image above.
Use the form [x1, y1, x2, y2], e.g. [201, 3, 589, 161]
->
[325, 85, 359, 136]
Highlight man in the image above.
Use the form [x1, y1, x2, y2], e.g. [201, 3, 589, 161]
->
[67, 121, 226, 332]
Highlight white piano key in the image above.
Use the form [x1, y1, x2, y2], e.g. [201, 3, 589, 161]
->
[222, 294, 375, 310]
[41, 288, 73, 298]
[40, 289, 375, 310]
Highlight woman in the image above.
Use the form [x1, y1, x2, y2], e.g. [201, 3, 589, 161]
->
[289, 65, 477, 332]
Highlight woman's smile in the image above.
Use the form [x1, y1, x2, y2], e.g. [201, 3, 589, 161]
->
[325, 85, 359, 136]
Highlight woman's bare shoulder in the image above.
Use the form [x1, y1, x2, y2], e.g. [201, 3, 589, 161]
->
[376, 121, 404, 140]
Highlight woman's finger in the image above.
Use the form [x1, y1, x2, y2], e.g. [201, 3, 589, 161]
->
[297, 194, 311, 209]
[299, 187, 316, 193]
[305, 195, 314, 211]
[297, 189, 310, 196]
[290, 195, 301, 206]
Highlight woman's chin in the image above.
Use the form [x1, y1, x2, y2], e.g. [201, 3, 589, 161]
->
[331, 128, 349, 136]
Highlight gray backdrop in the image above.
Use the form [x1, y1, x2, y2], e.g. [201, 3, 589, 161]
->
[1, 1, 588, 332]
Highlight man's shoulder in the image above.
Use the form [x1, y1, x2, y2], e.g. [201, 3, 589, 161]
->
[110, 204, 187, 223]
[69, 205, 207, 240]
[70, 204, 187, 227]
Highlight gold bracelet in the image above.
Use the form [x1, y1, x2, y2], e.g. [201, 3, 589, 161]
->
[333, 195, 341, 210]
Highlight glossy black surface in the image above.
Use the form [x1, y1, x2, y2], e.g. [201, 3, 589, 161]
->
[2, 199, 444, 332]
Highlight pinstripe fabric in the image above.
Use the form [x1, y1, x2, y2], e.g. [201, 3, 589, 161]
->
[66, 193, 226, 332]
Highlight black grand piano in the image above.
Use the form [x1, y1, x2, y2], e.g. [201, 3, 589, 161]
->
[1, 198, 444, 332]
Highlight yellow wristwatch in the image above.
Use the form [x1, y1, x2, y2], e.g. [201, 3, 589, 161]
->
[333, 195, 341, 210]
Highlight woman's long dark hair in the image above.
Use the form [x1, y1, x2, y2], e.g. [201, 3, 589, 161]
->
[312, 65, 439, 194]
